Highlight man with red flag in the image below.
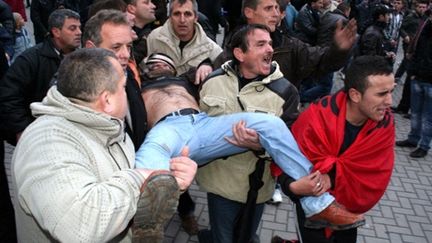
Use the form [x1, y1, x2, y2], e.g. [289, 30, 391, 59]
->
[274, 55, 395, 243]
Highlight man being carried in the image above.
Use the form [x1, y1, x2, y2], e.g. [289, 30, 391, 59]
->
[136, 25, 365, 238]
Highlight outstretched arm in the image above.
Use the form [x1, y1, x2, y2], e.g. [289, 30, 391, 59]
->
[333, 19, 357, 51]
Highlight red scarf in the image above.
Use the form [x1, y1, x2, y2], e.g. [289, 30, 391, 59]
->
[291, 91, 394, 214]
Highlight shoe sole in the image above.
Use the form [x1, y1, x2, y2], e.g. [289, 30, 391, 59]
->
[132, 171, 180, 243]
[409, 154, 427, 158]
[304, 218, 366, 230]
[395, 142, 416, 148]
[266, 200, 282, 205]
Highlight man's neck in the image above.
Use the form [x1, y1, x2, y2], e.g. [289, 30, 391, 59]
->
[177, 26, 195, 42]
[52, 38, 75, 55]
[346, 100, 367, 126]
[135, 18, 152, 29]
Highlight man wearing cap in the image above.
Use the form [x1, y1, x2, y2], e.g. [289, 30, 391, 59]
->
[144, 53, 178, 77]
[146, 0, 222, 84]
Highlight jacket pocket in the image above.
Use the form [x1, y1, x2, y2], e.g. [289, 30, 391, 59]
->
[200, 95, 227, 116]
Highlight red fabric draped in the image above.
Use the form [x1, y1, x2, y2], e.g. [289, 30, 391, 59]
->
[291, 91, 395, 214]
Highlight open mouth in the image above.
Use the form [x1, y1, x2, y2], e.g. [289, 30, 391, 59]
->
[263, 55, 272, 64]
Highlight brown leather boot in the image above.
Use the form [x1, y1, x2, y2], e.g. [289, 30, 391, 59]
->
[304, 201, 365, 230]
[132, 171, 180, 243]
[180, 214, 199, 235]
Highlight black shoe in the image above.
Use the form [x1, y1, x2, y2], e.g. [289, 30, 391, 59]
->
[197, 229, 212, 243]
[396, 140, 417, 148]
[410, 148, 428, 158]
[391, 106, 408, 114]
[271, 235, 299, 243]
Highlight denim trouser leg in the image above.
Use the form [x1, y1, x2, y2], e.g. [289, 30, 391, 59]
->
[409, 80, 432, 150]
[135, 112, 334, 216]
[300, 73, 334, 103]
[197, 112, 334, 216]
[135, 115, 196, 170]
[206, 193, 264, 243]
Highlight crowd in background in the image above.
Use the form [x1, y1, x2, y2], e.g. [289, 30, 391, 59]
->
[0, 0, 431, 242]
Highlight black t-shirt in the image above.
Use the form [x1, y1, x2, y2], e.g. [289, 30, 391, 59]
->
[339, 120, 364, 155]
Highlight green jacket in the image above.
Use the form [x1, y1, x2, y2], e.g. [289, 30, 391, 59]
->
[197, 61, 299, 203]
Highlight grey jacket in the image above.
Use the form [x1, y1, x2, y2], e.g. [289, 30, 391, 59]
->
[12, 87, 144, 243]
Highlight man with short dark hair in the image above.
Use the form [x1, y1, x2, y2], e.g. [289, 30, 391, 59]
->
[275, 55, 395, 243]
[126, 0, 156, 64]
[392, 0, 429, 114]
[198, 24, 362, 243]
[219, 0, 357, 88]
[357, 4, 396, 64]
[0, 8, 81, 146]
[295, 0, 324, 45]
[11, 48, 197, 242]
[396, 12, 432, 158]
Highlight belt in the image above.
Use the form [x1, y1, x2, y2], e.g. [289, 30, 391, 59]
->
[158, 108, 200, 123]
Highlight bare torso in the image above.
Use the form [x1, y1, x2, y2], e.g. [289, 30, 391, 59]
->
[142, 84, 200, 127]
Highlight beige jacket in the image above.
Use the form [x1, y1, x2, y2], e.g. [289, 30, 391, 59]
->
[146, 19, 222, 75]
[198, 61, 291, 203]
[12, 87, 144, 243]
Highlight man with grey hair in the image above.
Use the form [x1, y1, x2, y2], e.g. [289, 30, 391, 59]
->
[0, 8, 81, 145]
[146, 0, 222, 84]
[11, 48, 197, 242]
[83, 9, 148, 152]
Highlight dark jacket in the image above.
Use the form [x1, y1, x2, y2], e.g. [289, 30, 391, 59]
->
[132, 25, 152, 65]
[125, 67, 148, 151]
[317, 9, 348, 47]
[408, 19, 432, 83]
[400, 10, 426, 51]
[0, 37, 61, 144]
[400, 11, 425, 40]
[358, 21, 392, 58]
[30, 0, 64, 43]
[295, 4, 321, 45]
[0, 0, 15, 57]
[271, 30, 350, 88]
[217, 26, 351, 88]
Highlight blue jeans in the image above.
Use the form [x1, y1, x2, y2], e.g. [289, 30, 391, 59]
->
[408, 80, 432, 151]
[135, 112, 334, 216]
[300, 72, 334, 103]
[198, 193, 264, 243]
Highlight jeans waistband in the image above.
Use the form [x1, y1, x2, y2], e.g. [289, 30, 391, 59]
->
[157, 108, 200, 123]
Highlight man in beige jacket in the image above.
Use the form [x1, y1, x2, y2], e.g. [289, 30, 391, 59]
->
[11, 48, 196, 243]
[146, 0, 222, 84]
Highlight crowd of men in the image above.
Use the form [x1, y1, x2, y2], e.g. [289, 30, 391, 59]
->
[0, 0, 430, 242]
